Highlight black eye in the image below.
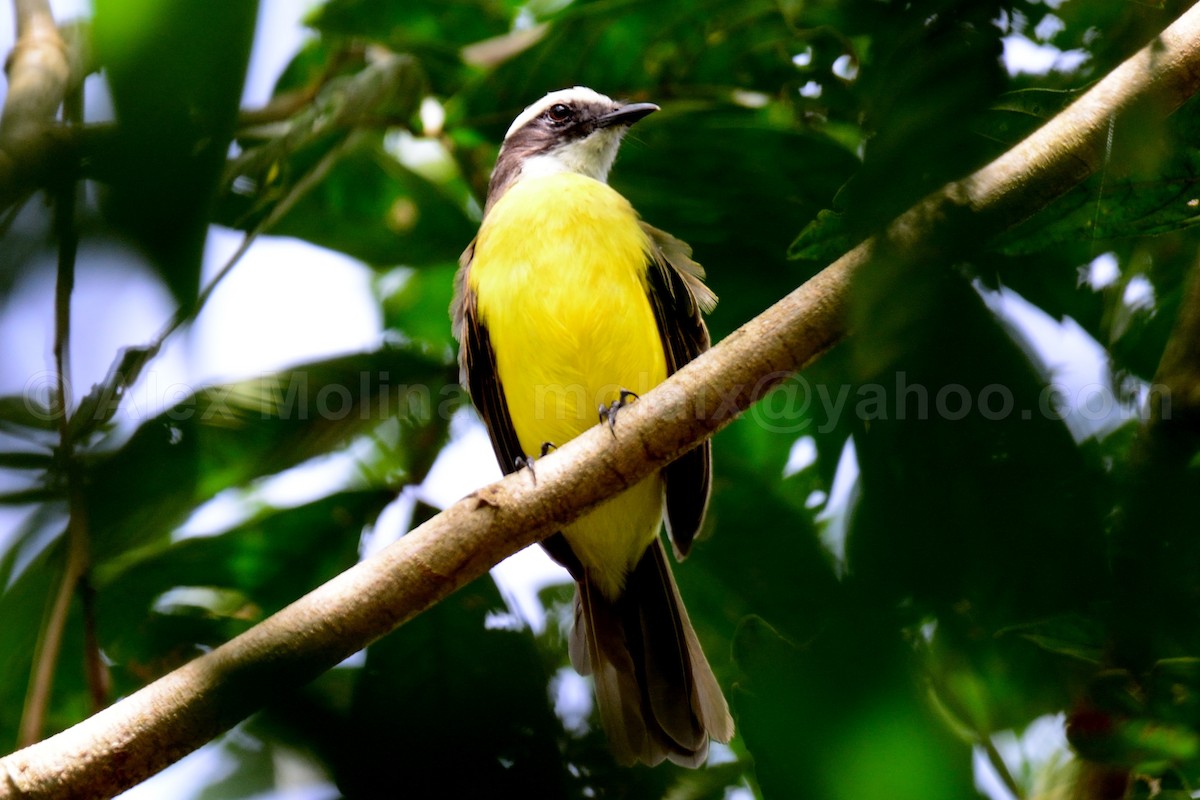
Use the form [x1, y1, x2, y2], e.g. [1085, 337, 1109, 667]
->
[545, 103, 573, 123]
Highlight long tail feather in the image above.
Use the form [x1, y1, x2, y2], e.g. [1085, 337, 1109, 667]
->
[570, 539, 733, 767]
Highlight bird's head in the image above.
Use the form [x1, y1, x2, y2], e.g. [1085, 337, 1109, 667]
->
[486, 87, 658, 209]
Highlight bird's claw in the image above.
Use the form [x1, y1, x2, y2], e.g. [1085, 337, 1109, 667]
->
[515, 442, 558, 484]
[598, 389, 640, 437]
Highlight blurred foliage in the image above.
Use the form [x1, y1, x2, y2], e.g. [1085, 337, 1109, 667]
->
[3, 0, 1200, 798]
[90, 0, 260, 303]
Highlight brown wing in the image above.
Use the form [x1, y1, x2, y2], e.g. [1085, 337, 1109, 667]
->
[453, 242, 585, 579]
[641, 223, 717, 560]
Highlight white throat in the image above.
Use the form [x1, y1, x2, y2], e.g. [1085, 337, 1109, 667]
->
[518, 129, 624, 184]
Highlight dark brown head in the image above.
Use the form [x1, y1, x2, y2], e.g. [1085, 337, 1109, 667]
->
[484, 87, 658, 213]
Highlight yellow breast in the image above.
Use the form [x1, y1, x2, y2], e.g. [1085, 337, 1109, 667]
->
[470, 172, 667, 597]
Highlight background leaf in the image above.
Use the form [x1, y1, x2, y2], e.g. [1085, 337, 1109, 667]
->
[90, 0, 259, 303]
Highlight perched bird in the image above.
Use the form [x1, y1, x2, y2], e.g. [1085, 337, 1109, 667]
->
[452, 87, 732, 767]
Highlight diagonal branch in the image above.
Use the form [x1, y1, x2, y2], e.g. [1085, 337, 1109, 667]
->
[4, 4, 1200, 799]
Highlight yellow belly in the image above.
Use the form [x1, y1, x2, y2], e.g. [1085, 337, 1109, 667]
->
[470, 172, 667, 598]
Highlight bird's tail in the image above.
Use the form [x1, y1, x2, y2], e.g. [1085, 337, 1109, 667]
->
[569, 538, 734, 767]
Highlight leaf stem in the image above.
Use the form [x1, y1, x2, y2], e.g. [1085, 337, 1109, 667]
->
[981, 735, 1024, 800]
[17, 66, 104, 748]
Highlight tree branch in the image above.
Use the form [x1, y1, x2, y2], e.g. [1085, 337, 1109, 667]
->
[4, 4, 1200, 798]
[0, 0, 67, 144]
[0, 0, 75, 209]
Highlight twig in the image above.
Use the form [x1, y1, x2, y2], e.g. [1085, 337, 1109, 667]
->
[4, 4, 1200, 796]
[17, 201, 79, 740]
[60, 80, 107, 716]
[981, 735, 1024, 800]
[223, 52, 418, 193]
[236, 87, 319, 129]
[184, 129, 361, 334]
[235, 44, 364, 128]
[12, 0, 88, 753]
[17, 551, 75, 748]
[79, 574, 107, 712]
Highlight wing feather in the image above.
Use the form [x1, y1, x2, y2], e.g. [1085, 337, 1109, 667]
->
[453, 242, 585, 579]
[640, 224, 716, 559]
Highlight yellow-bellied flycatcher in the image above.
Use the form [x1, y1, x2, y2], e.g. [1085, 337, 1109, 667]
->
[452, 87, 732, 767]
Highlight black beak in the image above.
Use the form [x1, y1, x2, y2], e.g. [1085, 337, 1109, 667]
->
[595, 102, 660, 129]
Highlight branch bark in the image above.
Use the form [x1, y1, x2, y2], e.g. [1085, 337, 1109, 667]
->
[4, 4, 1200, 798]
[0, 1, 86, 209]
[0, 0, 67, 145]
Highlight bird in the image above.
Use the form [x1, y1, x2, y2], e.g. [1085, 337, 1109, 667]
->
[452, 86, 732, 767]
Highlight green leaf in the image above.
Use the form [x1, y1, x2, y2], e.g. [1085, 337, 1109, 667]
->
[927, 616, 1080, 736]
[997, 615, 1108, 665]
[452, 0, 808, 124]
[96, 490, 392, 684]
[788, 207, 858, 264]
[0, 536, 74, 748]
[0, 503, 66, 590]
[220, 134, 475, 268]
[309, 0, 524, 89]
[997, 95, 1200, 255]
[334, 574, 569, 797]
[1071, 714, 1200, 770]
[0, 487, 58, 505]
[272, 38, 340, 99]
[973, 87, 1083, 148]
[82, 346, 454, 564]
[91, 0, 259, 303]
[311, 0, 524, 44]
[378, 263, 460, 351]
[844, 265, 1105, 625]
[733, 612, 978, 799]
[0, 395, 59, 435]
[0, 451, 53, 470]
[1149, 659, 1200, 727]
[612, 103, 859, 337]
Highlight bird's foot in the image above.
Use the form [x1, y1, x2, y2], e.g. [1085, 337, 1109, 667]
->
[598, 389, 640, 438]
[514, 442, 558, 484]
